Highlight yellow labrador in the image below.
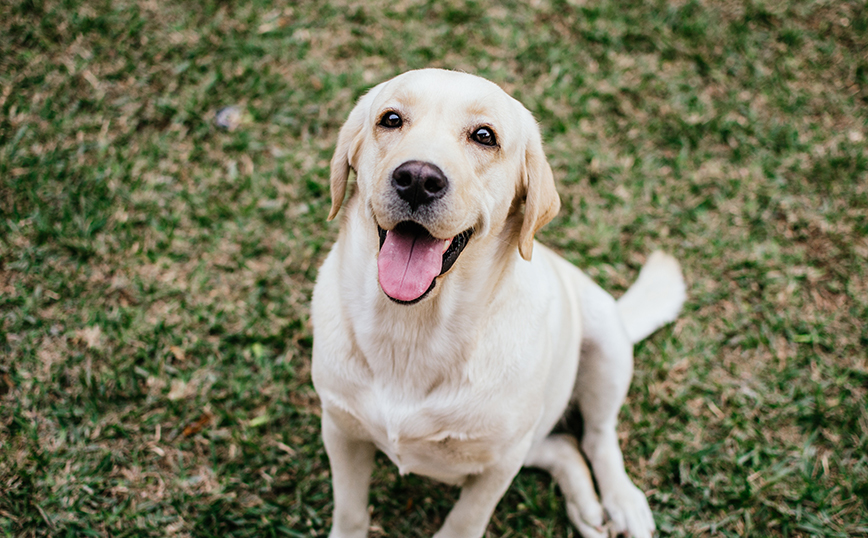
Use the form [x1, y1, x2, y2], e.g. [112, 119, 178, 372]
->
[311, 69, 685, 538]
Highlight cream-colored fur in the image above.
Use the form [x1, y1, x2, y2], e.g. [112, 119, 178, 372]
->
[311, 68, 686, 538]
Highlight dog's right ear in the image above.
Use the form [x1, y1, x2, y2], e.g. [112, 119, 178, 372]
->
[328, 86, 384, 221]
[517, 115, 560, 260]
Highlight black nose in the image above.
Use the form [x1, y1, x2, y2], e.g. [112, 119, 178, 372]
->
[391, 160, 448, 211]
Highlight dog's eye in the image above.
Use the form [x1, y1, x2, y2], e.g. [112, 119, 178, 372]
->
[471, 126, 497, 147]
[379, 111, 403, 129]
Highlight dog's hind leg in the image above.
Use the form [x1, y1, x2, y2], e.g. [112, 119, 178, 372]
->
[573, 277, 656, 538]
[524, 434, 605, 538]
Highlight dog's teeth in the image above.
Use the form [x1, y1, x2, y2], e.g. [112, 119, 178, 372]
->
[443, 239, 452, 253]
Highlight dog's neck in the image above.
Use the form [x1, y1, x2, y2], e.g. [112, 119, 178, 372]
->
[339, 199, 522, 395]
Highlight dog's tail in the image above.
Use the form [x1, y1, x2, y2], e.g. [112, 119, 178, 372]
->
[617, 251, 686, 345]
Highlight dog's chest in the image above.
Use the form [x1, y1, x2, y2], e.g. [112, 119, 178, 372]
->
[331, 381, 511, 483]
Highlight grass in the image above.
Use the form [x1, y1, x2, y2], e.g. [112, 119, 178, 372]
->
[1, 0, 867, 536]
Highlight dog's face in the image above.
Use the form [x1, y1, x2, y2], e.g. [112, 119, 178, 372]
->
[329, 69, 560, 303]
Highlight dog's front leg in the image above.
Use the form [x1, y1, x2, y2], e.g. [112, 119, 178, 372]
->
[322, 411, 377, 538]
[432, 436, 530, 538]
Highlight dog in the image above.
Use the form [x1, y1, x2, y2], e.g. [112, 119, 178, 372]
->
[311, 68, 686, 538]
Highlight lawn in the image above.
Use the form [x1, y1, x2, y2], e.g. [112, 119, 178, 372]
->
[1, 0, 867, 536]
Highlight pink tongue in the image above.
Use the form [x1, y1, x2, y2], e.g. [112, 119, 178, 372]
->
[378, 228, 445, 302]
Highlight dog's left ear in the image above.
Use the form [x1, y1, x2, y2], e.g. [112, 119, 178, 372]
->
[518, 119, 560, 260]
[327, 102, 367, 221]
[328, 84, 387, 221]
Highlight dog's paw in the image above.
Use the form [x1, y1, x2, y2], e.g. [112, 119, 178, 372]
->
[327, 516, 370, 538]
[566, 496, 606, 538]
[328, 529, 368, 538]
[601, 481, 655, 538]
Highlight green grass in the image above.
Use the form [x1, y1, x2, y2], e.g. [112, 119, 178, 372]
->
[1, 0, 866, 536]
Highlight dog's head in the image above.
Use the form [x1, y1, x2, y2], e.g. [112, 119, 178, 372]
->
[328, 69, 560, 304]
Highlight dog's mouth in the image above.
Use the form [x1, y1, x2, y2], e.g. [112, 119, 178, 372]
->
[376, 221, 473, 304]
